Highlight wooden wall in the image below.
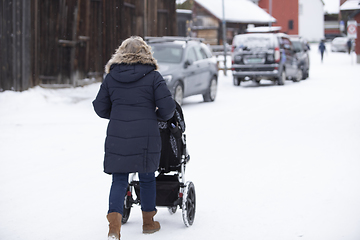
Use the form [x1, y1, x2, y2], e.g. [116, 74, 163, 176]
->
[1, 0, 31, 91]
[0, 0, 177, 91]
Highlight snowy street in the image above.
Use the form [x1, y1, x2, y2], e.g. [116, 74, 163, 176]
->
[1, 43, 360, 240]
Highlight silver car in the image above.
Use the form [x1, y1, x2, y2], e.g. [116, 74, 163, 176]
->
[146, 37, 218, 105]
[331, 37, 353, 52]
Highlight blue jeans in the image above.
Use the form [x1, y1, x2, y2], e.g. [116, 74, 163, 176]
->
[108, 172, 156, 215]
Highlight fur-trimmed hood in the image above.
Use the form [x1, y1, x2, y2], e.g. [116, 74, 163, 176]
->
[105, 36, 158, 73]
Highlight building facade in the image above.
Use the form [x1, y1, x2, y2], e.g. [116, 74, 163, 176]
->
[299, 0, 325, 41]
[340, 0, 360, 63]
[258, 0, 299, 35]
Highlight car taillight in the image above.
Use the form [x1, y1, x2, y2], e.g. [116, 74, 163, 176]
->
[274, 47, 280, 63]
[231, 45, 235, 52]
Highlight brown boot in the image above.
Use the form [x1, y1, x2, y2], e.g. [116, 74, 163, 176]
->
[107, 212, 122, 240]
[142, 210, 161, 234]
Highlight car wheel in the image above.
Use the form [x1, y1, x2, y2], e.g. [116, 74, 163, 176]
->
[173, 82, 183, 105]
[233, 77, 241, 86]
[277, 70, 286, 85]
[203, 77, 217, 102]
[302, 68, 309, 80]
[293, 69, 302, 82]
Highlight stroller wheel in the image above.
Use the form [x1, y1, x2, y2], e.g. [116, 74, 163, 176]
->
[122, 205, 131, 224]
[168, 206, 177, 215]
[182, 181, 196, 227]
[121, 187, 132, 224]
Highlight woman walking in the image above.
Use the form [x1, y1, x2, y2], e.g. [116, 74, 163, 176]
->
[93, 36, 176, 240]
[318, 39, 326, 63]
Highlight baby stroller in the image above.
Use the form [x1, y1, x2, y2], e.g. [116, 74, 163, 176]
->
[121, 102, 195, 227]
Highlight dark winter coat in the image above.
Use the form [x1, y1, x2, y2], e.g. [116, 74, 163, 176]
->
[319, 41, 326, 53]
[93, 37, 175, 174]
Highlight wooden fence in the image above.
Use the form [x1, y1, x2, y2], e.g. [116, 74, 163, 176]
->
[0, 0, 177, 92]
[210, 44, 231, 75]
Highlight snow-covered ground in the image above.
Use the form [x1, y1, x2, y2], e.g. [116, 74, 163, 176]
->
[1, 44, 360, 240]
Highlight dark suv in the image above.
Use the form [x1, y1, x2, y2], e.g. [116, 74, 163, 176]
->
[146, 36, 218, 105]
[231, 33, 302, 86]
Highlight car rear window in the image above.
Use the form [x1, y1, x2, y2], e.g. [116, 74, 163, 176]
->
[233, 34, 273, 50]
[333, 38, 347, 44]
[150, 44, 183, 63]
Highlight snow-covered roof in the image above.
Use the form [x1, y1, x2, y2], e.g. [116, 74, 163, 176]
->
[176, 9, 192, 14]
[340, 0, 360, 10]
[194, 0, 276, 24]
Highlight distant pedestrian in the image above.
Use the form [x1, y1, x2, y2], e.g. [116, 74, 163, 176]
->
[318, 40, 326, 62]
[347, 39, 352, 54]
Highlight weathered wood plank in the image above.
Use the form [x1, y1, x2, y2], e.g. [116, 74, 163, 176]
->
[2, 0, 178, 91]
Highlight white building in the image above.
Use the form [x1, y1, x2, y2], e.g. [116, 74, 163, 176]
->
[299, 0, 325, 42]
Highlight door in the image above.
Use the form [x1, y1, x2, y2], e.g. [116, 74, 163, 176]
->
[193, 45, 212, 92]
[281, 37, 298, 77]
[183, 46, 202, 96]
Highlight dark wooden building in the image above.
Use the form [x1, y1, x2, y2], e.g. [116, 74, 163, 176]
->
[0, 0, 177, 92]
[176, 9, 192, 37]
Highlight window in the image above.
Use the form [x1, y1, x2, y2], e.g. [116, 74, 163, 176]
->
[281, 37, 292, 50]
[235, 35, 272, 50]
[194, 45, 208, 60]
[186, 47, 198, 63]
[288, 20, 294, 30]
[201, 44, 213, 58]
[151, 44, 183, 63]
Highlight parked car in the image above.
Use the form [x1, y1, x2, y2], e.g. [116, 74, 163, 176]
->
[325, 33, 346, 41]
[289, 35, 310, 79]
[231, 33, 302, 86]
[331, 37, 354, 52]
[146, 36, 218, 105]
